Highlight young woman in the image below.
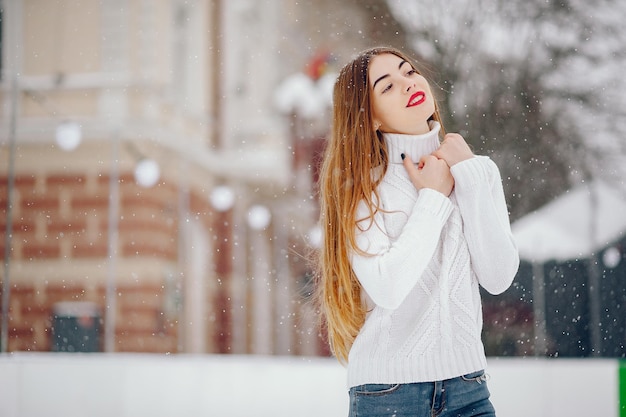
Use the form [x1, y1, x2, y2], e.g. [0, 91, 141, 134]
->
[316, 46, 519, 416]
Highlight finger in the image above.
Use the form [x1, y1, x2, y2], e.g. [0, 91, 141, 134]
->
[419, 154, 437, 166]
[444, 133, 464, 143]
[432, 150, 450, 167]
[401, 153, 416, 171]
[418, 155, 427, 169]
[436, 158, 451, 169]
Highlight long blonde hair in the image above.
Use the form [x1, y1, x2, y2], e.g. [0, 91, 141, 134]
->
[316, 46, 445, 363]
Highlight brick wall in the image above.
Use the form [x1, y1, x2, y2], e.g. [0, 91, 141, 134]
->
[1, 168, 327, 356]
[0, 171, 183, 352]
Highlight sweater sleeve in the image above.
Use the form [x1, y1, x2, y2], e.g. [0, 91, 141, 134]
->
[450, 156, 520, 294]
[350, 188, 453, 310]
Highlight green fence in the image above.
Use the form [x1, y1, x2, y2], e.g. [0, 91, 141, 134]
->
[618, 360, 626, 417]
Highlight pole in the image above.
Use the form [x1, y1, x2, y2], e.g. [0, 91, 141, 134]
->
[532, 261, 547, 356]
[104, 132, 120, 352]
[231, 192, 247, 354]
[273, 206, 293, 355]
[176, 158, 189, 353]
[1, 73, 19, 353]
[588, 183, 602, 356]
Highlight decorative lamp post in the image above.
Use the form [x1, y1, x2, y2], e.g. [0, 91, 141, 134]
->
[272, 52, 336, 355]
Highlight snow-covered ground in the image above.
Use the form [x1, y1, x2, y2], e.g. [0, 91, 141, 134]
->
[0, 353, 619, 417]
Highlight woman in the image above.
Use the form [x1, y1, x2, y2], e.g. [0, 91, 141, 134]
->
[316, 46, 519, 416]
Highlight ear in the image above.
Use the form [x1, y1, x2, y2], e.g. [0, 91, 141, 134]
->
[373, 119, 382, 131]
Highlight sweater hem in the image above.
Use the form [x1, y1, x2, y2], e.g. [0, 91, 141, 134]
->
[346, 344, 487, 388]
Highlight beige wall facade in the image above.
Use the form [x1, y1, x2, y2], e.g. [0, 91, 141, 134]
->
[0, 0, 405, 355]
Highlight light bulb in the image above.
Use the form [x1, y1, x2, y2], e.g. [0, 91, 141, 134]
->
[210, 185, 235, 212]
[134, 159, 160, 188]
[247, 205, 271, 230]
[603, 246, 621, 269]
[306, 225, 322, 248]
[56, 121, 82, 151]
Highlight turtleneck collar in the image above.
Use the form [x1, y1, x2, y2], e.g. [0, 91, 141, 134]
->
[383, 121, 441, 164]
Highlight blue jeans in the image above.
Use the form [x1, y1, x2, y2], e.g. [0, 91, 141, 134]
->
[348, 370, 496, 417]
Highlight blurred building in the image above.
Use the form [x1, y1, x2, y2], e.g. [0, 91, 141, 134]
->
[0, 0, 405, 355]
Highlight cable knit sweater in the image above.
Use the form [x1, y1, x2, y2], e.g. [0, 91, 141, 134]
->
[347, 121, 519, 388]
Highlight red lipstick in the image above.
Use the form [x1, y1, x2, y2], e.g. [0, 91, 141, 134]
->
[407, 91, 426, 107]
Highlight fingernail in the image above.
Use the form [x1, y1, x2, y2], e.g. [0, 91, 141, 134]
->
[401, 153, 405, 160]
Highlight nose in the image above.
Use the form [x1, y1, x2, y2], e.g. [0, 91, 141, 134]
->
[404, 79, 415, 93]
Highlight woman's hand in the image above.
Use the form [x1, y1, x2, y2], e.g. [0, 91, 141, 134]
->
[402, 154, 454, 196]
[432, 133, 474, 167]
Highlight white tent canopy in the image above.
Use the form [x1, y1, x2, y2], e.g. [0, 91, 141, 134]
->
[511, 181, 626, 263]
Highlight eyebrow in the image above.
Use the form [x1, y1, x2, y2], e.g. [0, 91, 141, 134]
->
[372, 60, 409, 90]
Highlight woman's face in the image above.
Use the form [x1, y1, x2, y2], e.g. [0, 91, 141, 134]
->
[368, 53, 435, 135]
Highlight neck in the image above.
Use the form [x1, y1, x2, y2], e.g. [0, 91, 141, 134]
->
[383, 121, 441, 165]
[407, 120, 432, 135]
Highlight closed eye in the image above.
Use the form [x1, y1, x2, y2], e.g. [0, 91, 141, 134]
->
[382, 70, 417, 93]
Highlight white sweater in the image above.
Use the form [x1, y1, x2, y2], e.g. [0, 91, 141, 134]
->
[347, 122, 519, 388]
